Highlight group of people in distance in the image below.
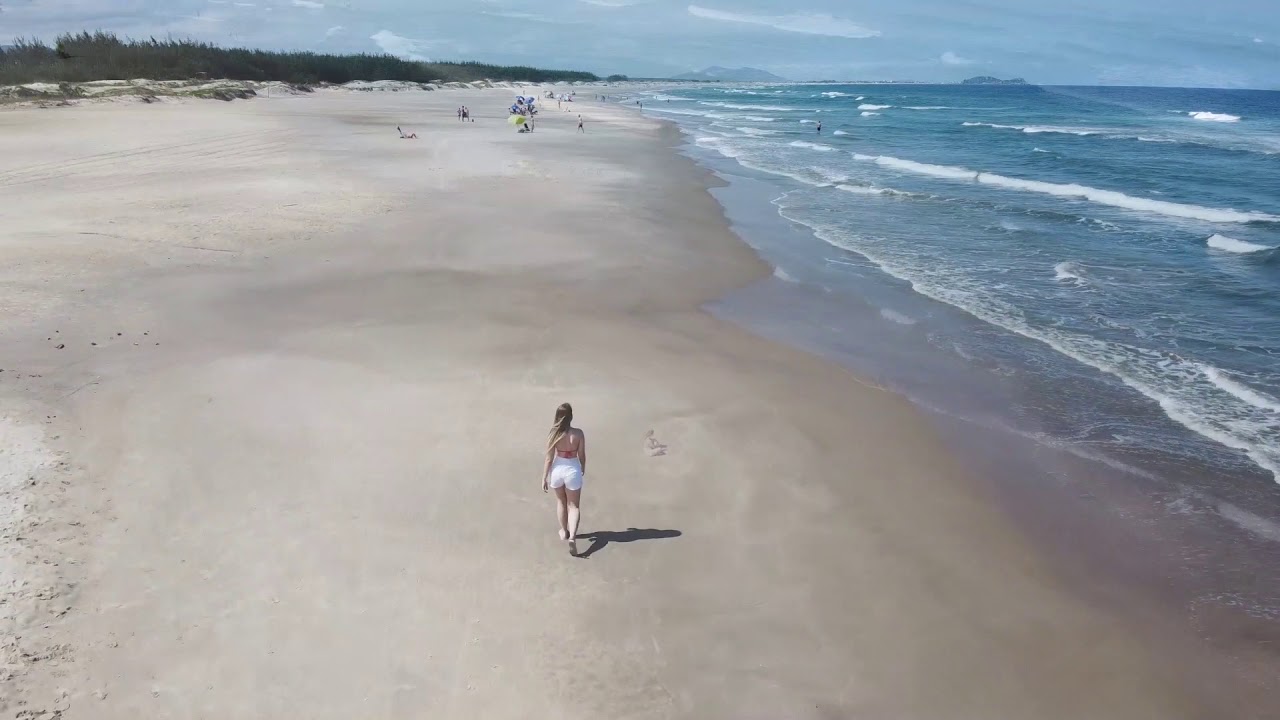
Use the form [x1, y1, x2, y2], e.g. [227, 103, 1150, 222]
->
[399, 95, 596, 140]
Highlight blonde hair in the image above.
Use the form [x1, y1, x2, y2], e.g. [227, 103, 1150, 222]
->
[546, 403, 573, 458]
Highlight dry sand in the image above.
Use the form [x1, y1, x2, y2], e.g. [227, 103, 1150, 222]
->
[0, 89, 1257, 718]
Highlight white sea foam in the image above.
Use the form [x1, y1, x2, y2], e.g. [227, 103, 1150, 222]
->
[880, 308, 917, 325]
[1032, 147, 1051, 153]
[799, 119, 818, 125]
[701, 101, 793, 111]
[702, 147, 838, 189]
[903, 106, 952, 110]
[1206, 234, 1271, 253]
[1189, 111, 1240, 123]
[860, 111, 881, 117]
[790, 140, 838, 152]
[1202, 366, 1280, 414]
[855, 96, 865, 101]
[964, 121, 1247, 150]
[853, 154, 1280, 223]
[694, 136, 744, 159]
[962, 121, 1101, 136]
[1217, 503, 1280, 544]
[951, 343, 978, 362]
[647, 106, 728, 119]
[836, 184, 883, 196]
[858, 104, 891, 110]
[776, 208, 1280, 482]
[868, 156, 976, 180]
[740, 115, 778, 122]
[821, 91, 854, 98]
[966, 120, 1274, 154]
[736, 126, 778, 136]
[979, 175, 1279, 223]
[773, 266, 798, 282]
[1053, 261, 1086, 284]
[813, 168, 850, 184]
[835, 184, 922, 199]
[832, 130, 850, 136]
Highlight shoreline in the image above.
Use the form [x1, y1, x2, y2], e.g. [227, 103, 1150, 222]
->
[0, 87, 1263, 717]
[665, 112, 1280, 706]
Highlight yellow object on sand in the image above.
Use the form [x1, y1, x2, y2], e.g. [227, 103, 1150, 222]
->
[508, 115, 526, 125]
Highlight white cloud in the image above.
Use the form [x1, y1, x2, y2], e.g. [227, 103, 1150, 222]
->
[941, 51, 973, 65]
[687, 5, 879, 39]
[292, 0, 324, 8]
[580, 0, 636, 6]
[234, 2, 256, 6]
[1254, 37, 1264, 44]
[371, 30, 430, 61]
[324, 25, 345, 38]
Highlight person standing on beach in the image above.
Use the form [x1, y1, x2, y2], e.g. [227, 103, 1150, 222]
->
[816, 120, 822, 134]
[542, 403, 586, 554]
[577, 115, 585, 133]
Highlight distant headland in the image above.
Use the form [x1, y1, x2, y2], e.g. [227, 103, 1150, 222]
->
[961, 76, 1029, 85]
[670, 66, 788, 82]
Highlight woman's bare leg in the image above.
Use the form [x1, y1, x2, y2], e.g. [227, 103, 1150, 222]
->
[554, 486, 569, 539]
[566, 488, 582, 543]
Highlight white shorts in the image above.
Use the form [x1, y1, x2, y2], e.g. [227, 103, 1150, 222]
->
[547, 456, 583, 491]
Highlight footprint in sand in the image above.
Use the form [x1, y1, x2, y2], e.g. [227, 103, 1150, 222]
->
[644, 429, 668, 457]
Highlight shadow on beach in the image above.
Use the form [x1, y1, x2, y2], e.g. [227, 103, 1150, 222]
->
[574, 528, 681, 559]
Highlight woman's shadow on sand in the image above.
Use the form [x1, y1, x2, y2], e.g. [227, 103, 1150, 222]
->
[574, 528, 681, 559]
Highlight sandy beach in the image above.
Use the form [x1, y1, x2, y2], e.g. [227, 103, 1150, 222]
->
[0, 88, 1264, 718]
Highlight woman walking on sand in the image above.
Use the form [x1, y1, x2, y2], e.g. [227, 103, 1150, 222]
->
[542, 403, 586, 554]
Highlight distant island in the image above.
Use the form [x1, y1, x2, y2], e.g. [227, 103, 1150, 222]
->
[672, 66, 788, 82]
[961, 76, 1029, 85]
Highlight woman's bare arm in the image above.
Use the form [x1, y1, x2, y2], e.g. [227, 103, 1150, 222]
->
[577, 430, 587, 477]
[541, 451, 552, 491]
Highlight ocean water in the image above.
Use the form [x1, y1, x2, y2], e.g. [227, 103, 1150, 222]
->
[622, 84, 1280, 524]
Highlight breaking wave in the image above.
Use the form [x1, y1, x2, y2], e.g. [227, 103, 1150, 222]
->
[856, 154, 1280, 223]
[1207, 234, 1272, 253]
[1189, 111, 1241, 123]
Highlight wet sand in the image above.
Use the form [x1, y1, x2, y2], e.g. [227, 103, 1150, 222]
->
[0, 88, 1250, 718]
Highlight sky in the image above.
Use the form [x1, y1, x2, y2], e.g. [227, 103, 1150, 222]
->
[2, 0, 1279, 87]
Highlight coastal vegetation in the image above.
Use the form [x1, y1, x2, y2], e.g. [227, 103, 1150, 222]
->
[0, 32, 598, 86]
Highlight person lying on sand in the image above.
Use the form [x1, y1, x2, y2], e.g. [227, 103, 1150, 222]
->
[542, 403, 587, 555]
[397, 126, 417, 139]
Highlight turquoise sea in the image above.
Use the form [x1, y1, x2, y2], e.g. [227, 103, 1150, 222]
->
[618, 83, 1280, 617]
